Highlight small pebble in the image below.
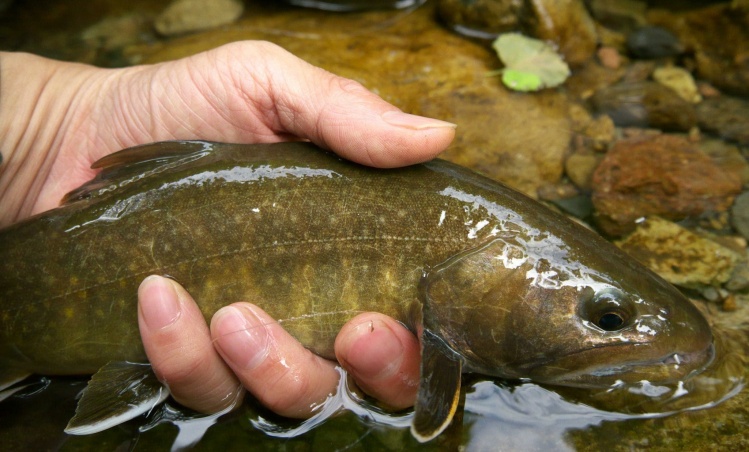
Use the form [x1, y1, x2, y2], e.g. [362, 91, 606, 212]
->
[652, 66, 702, 104]
[722, 294, 737, 311]
[597, 46, 622, 69]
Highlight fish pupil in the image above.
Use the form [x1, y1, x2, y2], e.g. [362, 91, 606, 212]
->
[597, 312, 625, 331]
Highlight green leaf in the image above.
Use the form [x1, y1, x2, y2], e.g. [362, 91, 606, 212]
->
[492, 33, 571, 92]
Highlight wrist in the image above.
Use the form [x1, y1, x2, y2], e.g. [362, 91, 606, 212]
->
[0, 52, 106, 227]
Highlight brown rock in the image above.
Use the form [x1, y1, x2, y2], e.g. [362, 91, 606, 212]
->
[648, 4, 749, 96]
[615, 217, 741, 288]
[565, 152, 603, 191]
[436, 0, 525, 38]
[590, 81, 696, 131]
[597, 46, 622, 69]
[696, 95, 749, 145]
[525, 0, 598, 66]
[592, 135, 742, 236]
[155, 0, 244, 36]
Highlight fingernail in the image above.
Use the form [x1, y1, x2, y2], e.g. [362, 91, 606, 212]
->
[140, 276, 181, 330]
[214, 306, 269, 370]
[343, 320, 404, 380]
[381, 110, 457, 130]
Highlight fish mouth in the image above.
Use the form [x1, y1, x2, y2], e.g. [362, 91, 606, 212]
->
[522, 341, 716, 389]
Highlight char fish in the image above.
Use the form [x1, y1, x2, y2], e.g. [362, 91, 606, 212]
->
[0, 141, 713, 441]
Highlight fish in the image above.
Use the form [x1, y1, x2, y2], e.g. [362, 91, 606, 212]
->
[0, 141, 714, 442]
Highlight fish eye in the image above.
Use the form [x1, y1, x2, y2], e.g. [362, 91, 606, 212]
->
[580, 288, 634, 333]
[596, 312, 625, 331]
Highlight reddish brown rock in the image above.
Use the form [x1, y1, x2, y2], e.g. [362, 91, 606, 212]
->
[592, 135, 742, 236]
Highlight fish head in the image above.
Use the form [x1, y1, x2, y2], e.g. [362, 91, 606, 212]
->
[421, 236, 714, 389]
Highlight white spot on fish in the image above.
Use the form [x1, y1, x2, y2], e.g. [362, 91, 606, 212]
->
[636, 323, 657, 336]
[438, 210, 446, 227]
[467, 220, 490, 239]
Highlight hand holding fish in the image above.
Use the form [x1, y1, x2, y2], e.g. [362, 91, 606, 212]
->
[0, 42, 454, 417]
[138, 275, 421, 416]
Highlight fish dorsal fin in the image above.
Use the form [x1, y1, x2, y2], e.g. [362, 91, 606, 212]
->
[61, 141, 214, 204]
[65, 361, 169, 435]
[411, 330, 463, 443]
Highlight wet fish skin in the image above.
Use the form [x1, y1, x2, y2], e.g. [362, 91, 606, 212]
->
[0, 141, 713, 439]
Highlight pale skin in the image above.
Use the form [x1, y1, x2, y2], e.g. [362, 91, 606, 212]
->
[0, 41, 456, 417]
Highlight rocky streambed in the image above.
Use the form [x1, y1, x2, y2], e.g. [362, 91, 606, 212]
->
[1, 0, 748, 450]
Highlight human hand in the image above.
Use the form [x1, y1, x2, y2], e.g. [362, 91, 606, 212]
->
[0, 40, 455, 226]
[0, 41, 454, 416]
[138, 276, 421, 416]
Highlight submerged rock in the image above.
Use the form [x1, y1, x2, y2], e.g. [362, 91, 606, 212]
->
[587, 0, 647, 32]
[626, 26, 683, 59]
[284, 0, 424, 11]
[696, 96, 749, 145]
[590, 81, 696, 131]
[155, 0, 244, 36]
[437, 0, 597, 66]
[592, 135, 742, 236]
[616, 217, 741, 289]
[524, 0, 598, 66]
[649, 4, 749, 96]
[565, 152, 602, 191]
[436, 0, 525, 38]
[731, 192, 749, 242]
[652, 66, 701, 104]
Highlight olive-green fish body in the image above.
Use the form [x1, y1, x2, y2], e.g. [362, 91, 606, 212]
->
[0, 141, 713, 441]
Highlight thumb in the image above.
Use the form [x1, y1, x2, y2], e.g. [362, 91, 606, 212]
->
[274, 75, 458, 168]
[131, 41, 456, 168]
[226, 41, 457, 167]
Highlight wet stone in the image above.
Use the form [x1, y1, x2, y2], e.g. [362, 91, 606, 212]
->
[587, 0, 647, 32]
[437, 0, 597, 66]
[436, 0, 524, 39]
[696, 96, 749, 145]
[626, 26, 683, 59]
[565, 152, 602, 191]
[284, 0, 422, 11]
[592, 134, 742, 236]
[597, 46, 623, 70]
[155, 0, 244, 36]
[698, 138, 749, 186]
[615, 216, 741, 289]
[727, 260, 749, 292]
[524, 0, 598, 66]
[590, 81, 696, 131]
[731, 192, 749, 242]
[648, 4, 749, 96]
[652, 66, 701, 104]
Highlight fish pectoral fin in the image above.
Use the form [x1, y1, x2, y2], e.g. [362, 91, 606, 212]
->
[62, 141, 213, 204]
[411, 329, 463, 443]
[0, 367, 33, 403]
[65, 361, 169, 435]
[0, 366, 31, 392]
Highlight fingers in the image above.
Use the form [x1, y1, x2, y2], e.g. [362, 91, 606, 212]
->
[137, 276, 242, 413]
[335, 313, 420, 410]
[139, 275, 420, 418]
[210, 302, 340, 418]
